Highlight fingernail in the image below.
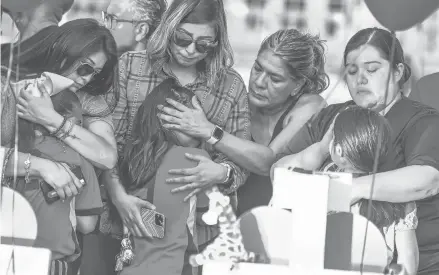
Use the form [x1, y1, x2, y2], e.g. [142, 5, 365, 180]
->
[157, 105, 163, 109]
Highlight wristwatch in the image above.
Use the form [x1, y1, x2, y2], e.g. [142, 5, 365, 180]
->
[219, 163, 234, 184]
[206, 125, 224, 145]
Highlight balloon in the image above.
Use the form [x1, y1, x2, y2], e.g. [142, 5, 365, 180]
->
[365, 0, 439, 31]
[2, 0, 41, 13]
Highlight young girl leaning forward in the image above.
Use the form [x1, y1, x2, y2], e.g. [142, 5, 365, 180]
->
[273, 106, 418, 275]
[4, 79, 102, 275]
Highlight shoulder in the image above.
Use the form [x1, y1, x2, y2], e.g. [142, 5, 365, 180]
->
[401, 98, 439, 129]
[118, 50, 153, 75]
[218, 68, 247, 98]
[76, 91, 110, 116]
[222, 68, 246, 84]
[307, 101, 355, 140]
[312, 100, 354, 123]
[293, 94, 327, 112]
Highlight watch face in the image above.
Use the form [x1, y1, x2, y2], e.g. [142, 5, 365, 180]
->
[213, 127, 224, 140]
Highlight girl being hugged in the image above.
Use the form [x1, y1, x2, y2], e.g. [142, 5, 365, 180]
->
[274, 106, 419, 274]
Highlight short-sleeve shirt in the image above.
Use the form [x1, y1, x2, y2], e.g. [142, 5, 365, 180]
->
[280, 96, 439, 271]
[76, 91, 114, 130]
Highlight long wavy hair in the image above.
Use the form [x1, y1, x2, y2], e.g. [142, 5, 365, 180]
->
[146, 0, 234, 90]
[2, 18, 119, 113]
[333, 106, 406, 229]
[119, 78, 196, 191]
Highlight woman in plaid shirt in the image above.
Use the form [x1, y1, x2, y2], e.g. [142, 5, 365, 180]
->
[101, 0, 250, 272]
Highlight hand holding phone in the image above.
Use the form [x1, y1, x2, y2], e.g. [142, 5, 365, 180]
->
[140, 208, 166, 239]
[40, 165, 85, 204]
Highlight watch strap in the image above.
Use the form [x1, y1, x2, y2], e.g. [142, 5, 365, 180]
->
[206, 125, 224, 145]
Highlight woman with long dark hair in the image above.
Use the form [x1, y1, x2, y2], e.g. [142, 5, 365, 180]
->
[5, 18, 119, 171]
[1, 18, 118, 275]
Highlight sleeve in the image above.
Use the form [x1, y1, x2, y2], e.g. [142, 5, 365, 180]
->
[81, 94, 115, 130]
[1, 72, 15, 147]
[214, 76, 251, 194]
[75, 159, 104, 216]
[404, 113, 439, 171]
[112, 53, 131, 157]
[395, 202, 418, 231]
[276, 102, 354, 161]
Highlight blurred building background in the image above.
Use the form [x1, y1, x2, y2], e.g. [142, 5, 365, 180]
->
[2, 0, 439, 104]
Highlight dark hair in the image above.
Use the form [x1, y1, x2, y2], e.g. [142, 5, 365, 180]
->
[119, 78, 195, 191]
[333, 106, 392, 172]
[3, 19, 119, 113]
[18, 90, 82, 152]
[343, 28, 411, 89]
[258, 29, 329, 95]
[333, 106, 405, 229]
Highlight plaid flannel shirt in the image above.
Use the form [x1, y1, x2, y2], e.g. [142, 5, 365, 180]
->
[112, 51, 251, 243]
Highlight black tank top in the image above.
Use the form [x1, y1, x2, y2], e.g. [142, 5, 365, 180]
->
[237, 96, 301, 216]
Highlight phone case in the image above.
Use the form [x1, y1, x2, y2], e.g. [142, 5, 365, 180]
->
[140, 208, 166, 239]
[40, 165, 85, 204]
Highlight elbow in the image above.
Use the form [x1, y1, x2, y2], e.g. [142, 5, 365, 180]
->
[252, 150, 277, 176]
[413, 166, 439, 199]
[259, 163, 272, 176]
[99, 149, 118, 170]
[77, 216, 98, 235]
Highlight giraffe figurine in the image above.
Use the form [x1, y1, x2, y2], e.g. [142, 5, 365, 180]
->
[201, 186, 230, 225]
[190, 190, 269, 268]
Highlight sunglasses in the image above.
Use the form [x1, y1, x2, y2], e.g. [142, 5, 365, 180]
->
[76, 62, 100, 78]
[173, 30, 218, 54]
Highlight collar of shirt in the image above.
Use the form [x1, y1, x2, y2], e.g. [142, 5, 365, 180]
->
[161, 62, 208, 89]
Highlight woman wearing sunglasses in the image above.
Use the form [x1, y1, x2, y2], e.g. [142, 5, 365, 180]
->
[5, 18, 119, 171]
[158, 28, 329, 215]
[1, 18, 118, 274]
[2, 18, 119, 203]
[102, 0, 250, 273]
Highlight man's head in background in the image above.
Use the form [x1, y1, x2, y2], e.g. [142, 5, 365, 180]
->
[104, 0, 167, 55]
[3, 0, 73, 41]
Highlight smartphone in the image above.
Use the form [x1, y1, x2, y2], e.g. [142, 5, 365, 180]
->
[40, 165, 85, 204]
[140, 208, 166, 239]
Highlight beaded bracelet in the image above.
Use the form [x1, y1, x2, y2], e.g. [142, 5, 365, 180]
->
[58, 119, 75, 140]
[50, 116, 67, 137]
[24, 153, 31, 184]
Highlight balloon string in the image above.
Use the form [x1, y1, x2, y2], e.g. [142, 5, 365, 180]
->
[359, 31, 397, 274]
[2, 17, 21, 275]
